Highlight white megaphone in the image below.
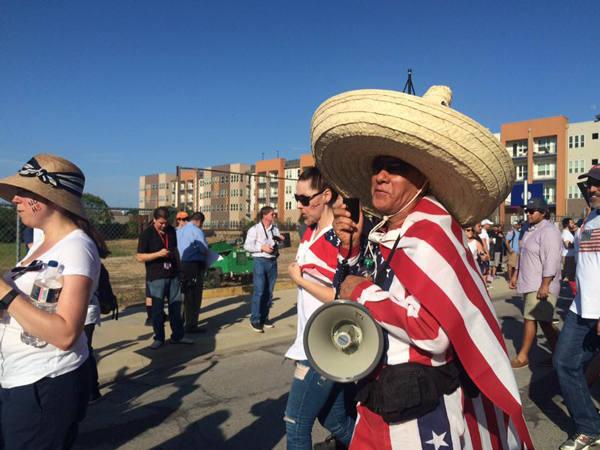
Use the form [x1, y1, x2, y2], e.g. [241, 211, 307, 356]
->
[304, 300, 384, 383]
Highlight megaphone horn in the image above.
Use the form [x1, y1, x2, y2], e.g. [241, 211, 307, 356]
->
[304, 300, 384, 383]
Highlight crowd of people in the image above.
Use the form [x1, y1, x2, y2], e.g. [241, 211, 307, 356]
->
[0, 86, 598, 450]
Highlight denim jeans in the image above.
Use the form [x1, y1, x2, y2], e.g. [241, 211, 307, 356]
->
[148, 276, 185, 342]
[251, 258, 277, 324]
[554, 310, 600, 435]
[284, 361, 355, 450]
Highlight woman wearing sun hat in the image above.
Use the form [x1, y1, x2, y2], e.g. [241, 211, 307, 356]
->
[0, 154, 106, 449]
[313, 87, 533, 449]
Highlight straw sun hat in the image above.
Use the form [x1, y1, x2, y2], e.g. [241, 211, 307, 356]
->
[311, 86, 515, 225]
[0, 153, 88, 220]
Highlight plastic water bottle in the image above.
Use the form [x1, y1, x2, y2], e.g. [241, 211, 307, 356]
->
[21, 260, 64, 348]
[360, 258, 375, 279]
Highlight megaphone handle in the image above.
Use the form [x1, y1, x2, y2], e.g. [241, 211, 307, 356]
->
[335, 231, 354, 300]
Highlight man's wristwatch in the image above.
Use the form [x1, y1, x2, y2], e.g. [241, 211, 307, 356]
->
[0, 289, 19, 310]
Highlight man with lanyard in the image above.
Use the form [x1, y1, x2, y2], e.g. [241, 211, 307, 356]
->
[244, 206, 282, 332]
[177, 212, 209, 334]
[504, 220, 522, 282]
[137, 207, 193, 349]
[554, 164, 600, 449]
[314, 86, 532, 448]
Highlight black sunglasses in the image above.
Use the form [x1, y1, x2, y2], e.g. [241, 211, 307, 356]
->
[294, 190, 325, 207]
[464, 228, 474, 232]
[176, 218, 189, 222]
[584, 178, 600, 188]
[524, 208, 544, 214]
[372, 158, 409, 176]
[11, 260, 44, 280]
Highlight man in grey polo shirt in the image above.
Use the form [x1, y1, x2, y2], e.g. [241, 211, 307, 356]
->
[509, 197, 562, 369]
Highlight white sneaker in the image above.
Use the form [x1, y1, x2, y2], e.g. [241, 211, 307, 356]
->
[171, 337, 194, 345]
[149, 340, 163, 350]
[560, 434, 600, 450]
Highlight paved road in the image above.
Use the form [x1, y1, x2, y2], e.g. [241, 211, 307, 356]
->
[75, 284, 598, 449]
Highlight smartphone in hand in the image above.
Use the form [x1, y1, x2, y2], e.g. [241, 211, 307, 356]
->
[343, 198, 360, 223]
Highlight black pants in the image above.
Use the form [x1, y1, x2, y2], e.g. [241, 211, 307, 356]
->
[0, 358, 91, 450]
[84, 323, 100, 395]
[181, 261, 205, 331]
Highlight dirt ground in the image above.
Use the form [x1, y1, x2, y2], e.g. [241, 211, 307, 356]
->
[106, 230, 301, 306]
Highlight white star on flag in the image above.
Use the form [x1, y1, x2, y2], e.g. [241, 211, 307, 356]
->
[426, 431, 449, 450]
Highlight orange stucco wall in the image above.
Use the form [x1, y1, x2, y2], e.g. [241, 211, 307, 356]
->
[501, 116, 568, 217]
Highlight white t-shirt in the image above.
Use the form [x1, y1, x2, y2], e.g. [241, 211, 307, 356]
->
[0, 229, 101, 388]
[30, 228, 100, 326]
[562, 229, 575, 258]
[570, 209, 600, 319]
[285, 225, 338, 361]
[479, 229, 490, 252]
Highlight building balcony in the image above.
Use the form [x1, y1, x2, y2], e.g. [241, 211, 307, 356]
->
[532, 152, 557, 160]
[534, 175, 557, 181]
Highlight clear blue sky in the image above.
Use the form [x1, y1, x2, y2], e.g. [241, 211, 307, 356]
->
[1, 1, 598, 206]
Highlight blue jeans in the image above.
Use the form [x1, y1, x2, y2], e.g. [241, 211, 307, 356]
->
[284, 361, 355, 450]
[0, 358, 91, 449]
[148, 276, 185, 342]
[251, 258, 277, 324]
[554, 310, 600, 435]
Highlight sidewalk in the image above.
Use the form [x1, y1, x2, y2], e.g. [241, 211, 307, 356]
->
[94, 276, 516, 380]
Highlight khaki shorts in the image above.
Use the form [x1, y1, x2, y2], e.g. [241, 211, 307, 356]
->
[508, 252, 519, 268]
[523, 292, 557, 322]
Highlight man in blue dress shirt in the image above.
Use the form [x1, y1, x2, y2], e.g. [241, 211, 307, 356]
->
[177, 212, 210, 333]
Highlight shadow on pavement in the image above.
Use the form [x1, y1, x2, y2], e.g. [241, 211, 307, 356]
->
[148, 393, 289, 450]
[500, 289, 576, 436]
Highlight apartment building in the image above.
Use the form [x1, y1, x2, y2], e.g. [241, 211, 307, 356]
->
[501, 116, 568, 223]
[139, 173, 177, 210]
[566, 119, 600, 217]
[141, 153, 314, 228]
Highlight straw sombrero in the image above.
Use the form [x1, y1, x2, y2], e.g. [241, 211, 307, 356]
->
[0, 153, 88, 219]
[311, 86, 515, 225]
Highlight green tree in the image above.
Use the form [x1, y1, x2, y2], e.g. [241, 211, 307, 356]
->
[82, 193, 113, 226]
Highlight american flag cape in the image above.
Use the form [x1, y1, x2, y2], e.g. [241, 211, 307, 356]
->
[348, 196, 533, 449]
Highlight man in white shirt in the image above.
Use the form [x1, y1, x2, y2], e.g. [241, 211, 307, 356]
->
[554, 164, 600, 449]
[243, 206, 282, 332]
[479, 219, 492, 280]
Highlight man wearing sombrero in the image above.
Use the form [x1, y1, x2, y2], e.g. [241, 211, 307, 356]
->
[313, 87, 534, 449]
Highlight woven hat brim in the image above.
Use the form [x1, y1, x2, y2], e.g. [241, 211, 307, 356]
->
[311, 90, 515, 225]
[0, 173, 88, 221]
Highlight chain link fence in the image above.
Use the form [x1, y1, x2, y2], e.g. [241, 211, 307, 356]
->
[1, 205, 300, 307]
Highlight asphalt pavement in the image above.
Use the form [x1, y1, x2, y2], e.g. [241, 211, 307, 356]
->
[83, 276, 594, 449]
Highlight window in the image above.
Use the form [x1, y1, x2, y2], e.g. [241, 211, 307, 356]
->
[510, 140, 528, 158]
[593, 133, 599, 140]
[516, 165, 527, 180]
[543, 187, 555, 204]
[534, 137, 556, 155]
[569, 161, 573, 174]
[575, 135, 579, 148]
[581, 135, 585, 148]
[569, 136, 573, 148]
[568, 186, 573, 199]
[581, 160, 585, 174]
[593, 159, 599, 165]
[537, 163, 551, 177]
[574, 160, 579, 173]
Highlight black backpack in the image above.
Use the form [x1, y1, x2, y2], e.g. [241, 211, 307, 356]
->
[98, 263, 119, 320]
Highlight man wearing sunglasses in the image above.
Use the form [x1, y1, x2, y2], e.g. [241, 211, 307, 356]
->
[554, 165, 600, 450]
[508, 197, 561, 370]
[175, 211, 189, 229]
[243, 206, 282, 332]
